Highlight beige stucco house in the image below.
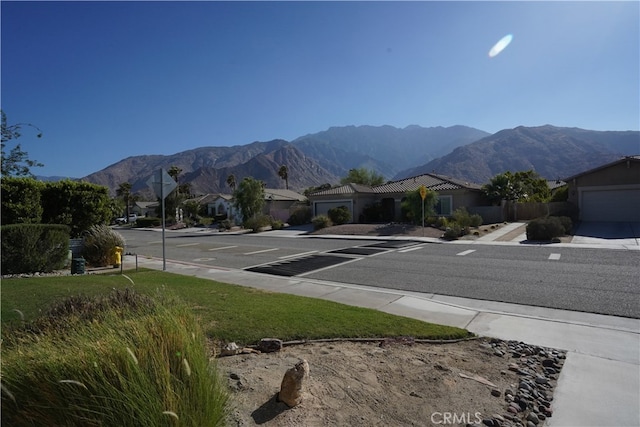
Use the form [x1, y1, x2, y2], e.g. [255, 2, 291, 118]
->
[564, 156, 640, 222]
[308, 173, 485, 223]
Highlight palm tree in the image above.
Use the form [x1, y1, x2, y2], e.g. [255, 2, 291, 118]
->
[226, 174, 237, 192]
[116, 182, 132, 221]
[278, 165, 289, 190]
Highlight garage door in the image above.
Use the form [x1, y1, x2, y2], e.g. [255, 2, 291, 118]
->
[581, 189, 640, 222]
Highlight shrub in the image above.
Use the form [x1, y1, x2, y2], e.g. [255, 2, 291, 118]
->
[469, 213, 483, 228]
[526, 217, 565, 241]
[1, 177, 44, 225]
[442, 224, 462, 240]
[311, 214, 332, 230]
[135, 216, 161, 228]
[1, 224, 70, 274]
[1, 289, 229, 427]
[327, 205, 351, 225]
[362, 202, 383, 222]
[549, 185, 568, 202]
[243, 214, 271, 232]
[435, 216, 449, 229]
[271, 219, 284, 230]
[553, 216, 573, 235]
[287, 206, 312, 226]
[218, 219, 232, 231]
[81, 224, 125, 267]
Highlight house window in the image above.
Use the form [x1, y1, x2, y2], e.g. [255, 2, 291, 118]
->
[435, 196, 452, 216]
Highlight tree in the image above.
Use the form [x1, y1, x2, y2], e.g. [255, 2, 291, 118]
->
[226, 174, 237, 192]
[233, 177, 265, 223]
[116, 182, 133, 221]
[340, 168, 385, 186]
[1, 110, 43, 177]
[401, 188, 437, 225]
[1, 177, 44, 225]
[278, 165, 289, 190]
[482, 170, 550, 204]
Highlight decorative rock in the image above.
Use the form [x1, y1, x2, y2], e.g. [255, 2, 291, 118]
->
[278, 359, 309, 407]
[527, 412, 540, 425]
[258, 338, 283, 353]
[491, 388, 501, 397]
[220, 342, 240, 356]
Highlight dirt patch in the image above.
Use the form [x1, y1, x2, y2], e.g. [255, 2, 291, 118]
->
[216, 338, 564, 427]
[309, 223, 507, 240]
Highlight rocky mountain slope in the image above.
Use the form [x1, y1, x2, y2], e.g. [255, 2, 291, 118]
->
[396, 125, 640, 183]
[81, 124, 639, 197]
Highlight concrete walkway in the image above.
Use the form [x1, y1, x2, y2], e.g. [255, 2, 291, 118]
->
[127, 251, 640, 427]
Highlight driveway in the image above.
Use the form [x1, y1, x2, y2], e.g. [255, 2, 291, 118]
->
[572, 222, 640, 246]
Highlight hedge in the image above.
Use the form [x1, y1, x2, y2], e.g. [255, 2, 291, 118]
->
[1, 224, 70, 274]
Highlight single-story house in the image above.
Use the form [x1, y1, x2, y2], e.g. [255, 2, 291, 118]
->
[187, 189, 307, 224]
[132, 201, 159, 217]
[263, 188, 308, 222]
[308, 173, 485, 223]
[564, 156, 640, 222]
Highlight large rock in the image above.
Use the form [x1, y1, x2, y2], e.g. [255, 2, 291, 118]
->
[278, 359, 309, 407]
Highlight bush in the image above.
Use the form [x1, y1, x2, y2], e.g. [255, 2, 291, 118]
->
[526, 217, 565, 241]
[135, 216, 161, 228]
[218, 219, 232, 231]
[243, 214, 271, 232]
[442, 224, 462, 240]
[1, 224, 70, 274]
[271, 219, 284, 230]
[327, 205, 351, 225]
[553, 216, 573, 234]
[469, 213, 483, 228]
[549, 185, 568, 202]
[287, 206, 312, 226]
[435, 216, 449, 229]
[81, 224, 125, 267]
[311, 215, 332, 230]
[1, 177, 44, 225]
[1, 289, 229, 427]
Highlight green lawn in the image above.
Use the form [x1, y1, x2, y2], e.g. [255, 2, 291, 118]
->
[1, 270, 470, 345]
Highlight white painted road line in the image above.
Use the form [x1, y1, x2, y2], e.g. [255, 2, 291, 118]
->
[176, 243, 200, 247]
[399, 245, 425, 253]
[456, 249, 476, 256]
[208, 245, 238, 251]
[149, 240, 162, 244]
[278, 251, 318, 260]
[244, 248, 279, 255]
[549, 253, 561, 260]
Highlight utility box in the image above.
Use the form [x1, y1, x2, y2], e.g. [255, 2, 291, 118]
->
[71, 258, 85, 275]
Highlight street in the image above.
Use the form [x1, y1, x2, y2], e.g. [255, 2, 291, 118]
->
[118, 229, 640, 318]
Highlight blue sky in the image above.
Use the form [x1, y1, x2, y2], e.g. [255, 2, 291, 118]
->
[2, 1, 638, 178]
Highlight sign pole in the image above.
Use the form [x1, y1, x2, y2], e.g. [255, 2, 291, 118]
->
[161, 170, 166, 271]
[419, 185, 427, 237]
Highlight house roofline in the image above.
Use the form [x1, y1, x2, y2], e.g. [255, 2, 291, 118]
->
[563, 156, 640, 182]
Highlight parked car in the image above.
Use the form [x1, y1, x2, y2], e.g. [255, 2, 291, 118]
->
[115, 214, 137, 224]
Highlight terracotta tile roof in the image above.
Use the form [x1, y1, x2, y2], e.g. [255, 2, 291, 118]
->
[263, 188, 307, 202]
[309, 183, 375, 196]
[374, 173, 482, 194]
[309, 173, 481, 196]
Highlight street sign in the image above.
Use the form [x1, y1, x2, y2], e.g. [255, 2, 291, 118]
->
[147, 169, 177, 200]
[146, 168, 177, 271]
[419, 185, 427, 200]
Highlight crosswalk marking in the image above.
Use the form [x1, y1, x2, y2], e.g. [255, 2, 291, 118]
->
[244, 248, 279, 255]
[278, 251, 317, 259]
[456, 249, 476, 256]
[208, 245, 238, 251]
[176, 243, 200, 247]
[549, 253, 561, 260]
[398, 245, 425, 253]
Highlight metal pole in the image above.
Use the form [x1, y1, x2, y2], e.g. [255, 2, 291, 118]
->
[161, 170, 166, 271]
[422, 199, 425, 237]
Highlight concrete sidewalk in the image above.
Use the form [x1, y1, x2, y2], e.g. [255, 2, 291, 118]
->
[129, 255, 640, 427]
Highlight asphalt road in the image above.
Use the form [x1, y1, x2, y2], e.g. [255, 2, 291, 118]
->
[118, 229, 640, 318]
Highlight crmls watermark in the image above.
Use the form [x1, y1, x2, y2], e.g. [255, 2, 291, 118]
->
[430, 412, 483, 425]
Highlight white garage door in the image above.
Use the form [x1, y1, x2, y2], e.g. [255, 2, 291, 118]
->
[581, 189, 640, 222]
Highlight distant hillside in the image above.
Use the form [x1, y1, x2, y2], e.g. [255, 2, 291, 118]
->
[293, 125, 490, 178]
[396, 125, 640, 184]
[83, 140, 339, 197]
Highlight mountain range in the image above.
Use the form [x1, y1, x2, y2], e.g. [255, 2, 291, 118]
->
[80, 124, 639, 198]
